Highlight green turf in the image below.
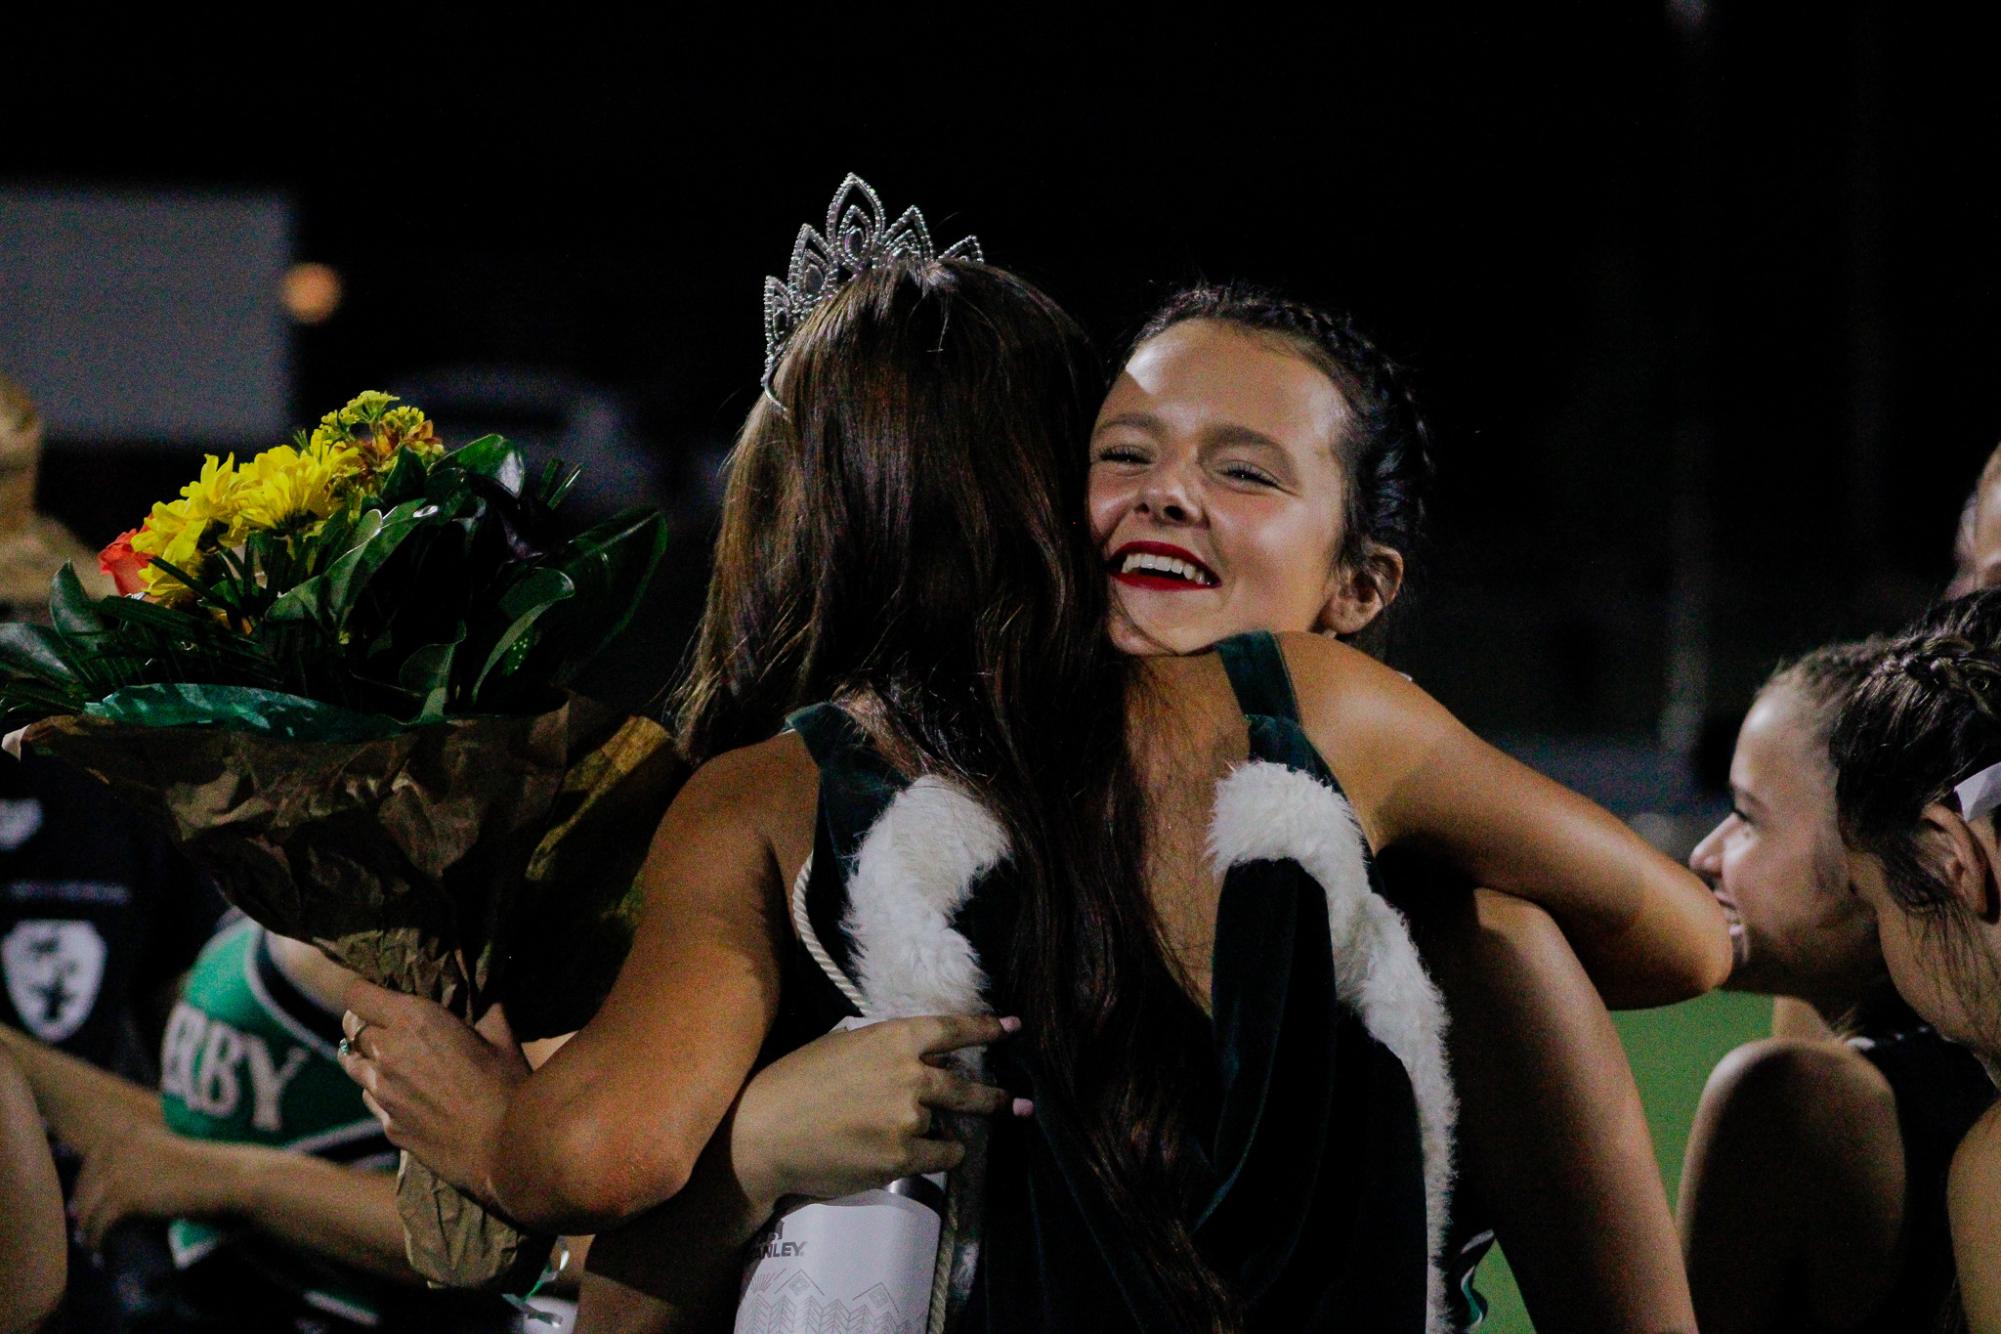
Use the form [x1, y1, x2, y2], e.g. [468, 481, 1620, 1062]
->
[1468, 990, 1776, 1332]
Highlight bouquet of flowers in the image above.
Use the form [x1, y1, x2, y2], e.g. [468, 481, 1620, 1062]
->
[0, 393, 684, 1289]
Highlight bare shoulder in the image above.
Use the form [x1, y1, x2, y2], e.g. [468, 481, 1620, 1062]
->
[1702, 1037, 1898, 1139]
[657, 731, 817, 842]
[638, 730, 819, 913]
[1684, 1037, 1909, 1328]
[1952, 1105, 2001, 1333]
[1271, 631, 1454, 748]
[1699, 1037, 1905, 1233]
[1951, 1103, 2001, 1222]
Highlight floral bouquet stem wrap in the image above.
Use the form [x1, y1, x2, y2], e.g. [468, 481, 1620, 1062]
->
[0, 394, 683, 1290]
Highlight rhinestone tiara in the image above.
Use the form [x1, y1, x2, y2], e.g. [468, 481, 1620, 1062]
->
[761, 173, 982, 386]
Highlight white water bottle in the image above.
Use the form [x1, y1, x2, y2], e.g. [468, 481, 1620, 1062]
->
[734, 1020, 946, 1334]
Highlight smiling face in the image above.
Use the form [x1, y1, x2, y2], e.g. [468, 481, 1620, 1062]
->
[1089, 320, 1383, 656]
[1688, 684, 1882, 1008]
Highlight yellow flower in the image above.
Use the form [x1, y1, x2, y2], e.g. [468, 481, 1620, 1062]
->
[129, 499, 215, 603]
[304, 392, 438, 470]
[177, 454, 247, 528]
[236, 442, 357, 537]
[375, 406, 441, 462]
[128, 499, 188, 561]
[337, 391, 398, 427]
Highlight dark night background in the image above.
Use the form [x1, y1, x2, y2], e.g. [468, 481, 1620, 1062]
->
[8, 6, 2000, 797]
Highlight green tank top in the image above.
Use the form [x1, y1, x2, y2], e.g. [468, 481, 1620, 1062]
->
[158, 917, 394, 1321]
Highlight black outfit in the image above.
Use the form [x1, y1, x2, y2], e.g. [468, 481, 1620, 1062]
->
[1850, 1022, 1996, 1334]
[772, 632, 1444, 1331]
[1, 751, 224, 1333]
[0, 751, 222, 1076]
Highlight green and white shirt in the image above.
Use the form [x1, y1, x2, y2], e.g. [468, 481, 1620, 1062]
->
[158, 917, 395, 1325]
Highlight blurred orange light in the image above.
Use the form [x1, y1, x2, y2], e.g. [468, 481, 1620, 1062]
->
[282, 262, 343, 325]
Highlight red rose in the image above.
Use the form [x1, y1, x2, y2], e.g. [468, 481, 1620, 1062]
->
[98, 527, 150, 595]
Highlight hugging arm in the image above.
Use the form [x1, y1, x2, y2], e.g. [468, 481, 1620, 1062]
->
[574, 1013, 1015, 1331]
[488, 739, 808, 1234]
[1402, 884, 1694, 1334]
[1282, 632, 1733, 1002]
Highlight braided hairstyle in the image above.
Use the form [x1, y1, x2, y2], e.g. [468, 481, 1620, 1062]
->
[1128, 284, 1436, 657]
[1758, 638, 1913, 1032]
[1765, 639, 1890, 765]
[1831, 589, 2001, 1041]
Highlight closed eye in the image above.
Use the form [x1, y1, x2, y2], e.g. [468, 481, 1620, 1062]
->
[1222, 463, 1280, 486]
[1092, 444, 1150, 466]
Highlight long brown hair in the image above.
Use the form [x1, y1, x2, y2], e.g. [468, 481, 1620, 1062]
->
[673, 258, 1240, 1328]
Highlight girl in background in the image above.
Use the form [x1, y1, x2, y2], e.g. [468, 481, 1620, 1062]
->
[1832, 590, 2001, 1334]
[1680, 642, 1993, 1334]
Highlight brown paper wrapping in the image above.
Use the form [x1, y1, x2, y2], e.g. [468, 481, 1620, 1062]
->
[22, 697, 687, 1290]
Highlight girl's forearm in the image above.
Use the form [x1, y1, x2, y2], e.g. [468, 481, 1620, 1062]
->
[207, 1142, 426, 1284]
[1429, 891, 1695, 1333]
[579, 1107, 771, 1334]
[1569, 868, 1733, 1008]
[0, 1023, 162, 1153]
[0, 1050, 65, 1334]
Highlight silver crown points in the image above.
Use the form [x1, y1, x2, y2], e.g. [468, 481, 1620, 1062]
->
[761, 173, 982, 384]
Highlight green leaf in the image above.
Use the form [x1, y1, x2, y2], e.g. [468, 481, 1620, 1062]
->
[469, 568, 575, 702]
[0, 622, 80, 685]
[42, 564, 125, 692]
[379, 448, 429, 505]
[526, 458, 581, 511]
[537, 509, 668, 681]
[81, 683, 406, 740]
[0, 676, 88, 728]
[265, 504, 436, 630]
[47, 564, 106, 642]
[444, 434, 525, 493]
[397, 626, 463, 723]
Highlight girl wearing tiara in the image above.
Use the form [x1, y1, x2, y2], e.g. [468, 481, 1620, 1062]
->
[343, 183, 1727, 1331]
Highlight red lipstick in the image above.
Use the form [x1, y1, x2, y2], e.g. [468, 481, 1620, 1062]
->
[1108, 541, 1219, 591]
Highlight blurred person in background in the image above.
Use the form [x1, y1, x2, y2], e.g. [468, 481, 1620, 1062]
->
[1832, 591, 2001, 1334]
[0, 372, 221, 1083]
[0, 371, 226, 1329]
[1680, 642, 1995, 1334]
[0, 918, 561, 1332]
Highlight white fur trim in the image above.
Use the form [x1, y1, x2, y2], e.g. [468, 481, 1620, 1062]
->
[842, 775, 1006, 1025]
[1208, 761, 1458, 1334]
[838, 774, 1008, 1318]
